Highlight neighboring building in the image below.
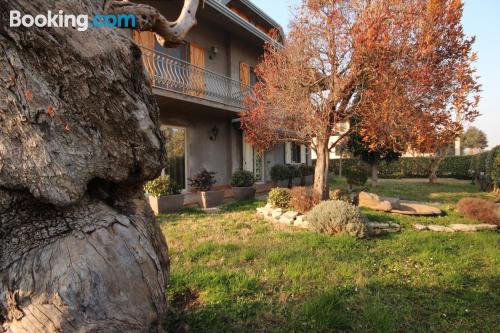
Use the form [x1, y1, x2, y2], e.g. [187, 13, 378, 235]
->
[311, 122, 350, 160]
[133, 0, 311, 190]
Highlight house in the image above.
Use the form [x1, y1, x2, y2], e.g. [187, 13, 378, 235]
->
[132, 0, 311, 192]
[311, 122, 350, 160]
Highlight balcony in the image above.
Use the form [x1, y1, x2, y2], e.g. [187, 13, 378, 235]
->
[139, 46, 252, 110]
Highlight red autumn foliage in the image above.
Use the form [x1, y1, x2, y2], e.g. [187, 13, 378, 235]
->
[456, 198, 500, 226]
[242, 0, 480, 199]
[290, 187, 321, 214]
[47, 106, 56, 117]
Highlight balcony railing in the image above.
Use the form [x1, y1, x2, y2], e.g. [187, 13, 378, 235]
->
[139, 46, 251, 109]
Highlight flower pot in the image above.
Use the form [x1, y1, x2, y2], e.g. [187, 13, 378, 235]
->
[198, 190, 225, 209]
[232, 186, 256, 201]
[148, 194, 184, 214]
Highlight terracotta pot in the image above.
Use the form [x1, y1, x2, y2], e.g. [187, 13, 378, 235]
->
[148, 194, 184, 214]
[198, 190, 225, 209]
[232, 186, 256, 201]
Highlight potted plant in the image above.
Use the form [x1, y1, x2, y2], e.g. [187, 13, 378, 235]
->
[189, 169, 224, 209]
[231, 170, 256, 201]
[144, 176, 184, 214]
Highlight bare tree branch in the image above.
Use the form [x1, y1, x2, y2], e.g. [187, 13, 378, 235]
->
[108, 0, 200, 47]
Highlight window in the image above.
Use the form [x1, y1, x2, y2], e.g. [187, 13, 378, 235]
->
[291, 143, 302, 164]
[250, 67, 258, 87]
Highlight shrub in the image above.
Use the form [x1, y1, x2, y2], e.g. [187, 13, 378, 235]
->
[144, 175, 182, 197]
[268, 188, 291, 209]
[306, 200, 369, 238]
[456, 198, 499, 226]
[290, 187, 320, 213]
[344, 163, 368, 186]
[330, 188, 351, 203]
[231, 170, 255, 187]
[299, 164, 315, 177]
[188, 169, 216, 192]
[270, 164, 300, 188]
[270, 164, 290, 182]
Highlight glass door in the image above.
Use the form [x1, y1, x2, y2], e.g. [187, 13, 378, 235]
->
[161, 125, 187, 189]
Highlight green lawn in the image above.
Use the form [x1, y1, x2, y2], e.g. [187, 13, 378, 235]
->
[159, 179, 499, 332]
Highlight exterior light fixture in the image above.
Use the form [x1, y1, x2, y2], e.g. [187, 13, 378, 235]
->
[209, 125, 219, 141]
[209, 46, 218, 60]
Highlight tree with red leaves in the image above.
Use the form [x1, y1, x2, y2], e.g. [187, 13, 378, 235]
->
[242, 0, 480, 198]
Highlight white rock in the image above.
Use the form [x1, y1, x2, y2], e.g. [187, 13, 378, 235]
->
[413, 223, 429, 231]
[284, 211, 299, 219]
[279, 216, 295, 225]
[368, 222, 390, 229]
[450, 224, 498, 232]
[427, 225, 455, 233]
[265, 203, 273, 209]
[294, 215, 309, 228]
[271, 209, 283, 219]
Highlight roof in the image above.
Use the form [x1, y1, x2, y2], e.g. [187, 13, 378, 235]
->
[206, 0, 284, 45]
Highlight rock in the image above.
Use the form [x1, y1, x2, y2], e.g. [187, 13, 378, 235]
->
[294, 215, 309, 228]
[427, 225, 455, 233]
[358, 192, 392, 212]
[382, 197, 402, 210]
[284, 211, 299, 219]
[202, 207, 220, 214]
[271, 209, 283, 219]
[368, 222, 390, 229]
[474, 224, 498, 231]
[413, 223, 429, 231]
[391, 202, 442, 216]
[265, 203, 273, 209]
[279, 216, 295, 225]
[450, 224, 498, 232]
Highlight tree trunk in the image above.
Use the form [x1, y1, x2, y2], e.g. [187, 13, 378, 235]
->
[339, 154, 343, 177]
[428, 154, 446, 184]
[371, 160, 379, 187]
[313, 139, 330, 200]
[0, 0, 198, 331]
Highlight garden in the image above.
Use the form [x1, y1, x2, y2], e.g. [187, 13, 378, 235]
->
[156, 156, 499, 332]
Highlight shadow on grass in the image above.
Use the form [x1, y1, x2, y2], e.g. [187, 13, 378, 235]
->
[165, 275, 500, 332]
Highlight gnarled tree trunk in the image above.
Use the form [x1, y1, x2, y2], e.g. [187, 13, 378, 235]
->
[0, 0, 198, 331]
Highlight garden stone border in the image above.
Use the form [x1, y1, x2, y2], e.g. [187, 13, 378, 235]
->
[256, 204, 402, 235]
[413, 223, 498, 232]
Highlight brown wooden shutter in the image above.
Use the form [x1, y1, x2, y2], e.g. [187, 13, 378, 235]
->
[189, 43, 205, 96]
[132, 31, 156, 83]
[240, 62, 250, 86]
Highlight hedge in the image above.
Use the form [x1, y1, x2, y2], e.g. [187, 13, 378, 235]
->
[329, 155, 477, 180]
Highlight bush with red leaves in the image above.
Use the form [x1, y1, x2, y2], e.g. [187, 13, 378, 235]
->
[290, 187, 321, 214]
[456, 198, 500, 226]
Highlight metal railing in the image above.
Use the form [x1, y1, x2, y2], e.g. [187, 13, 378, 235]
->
[139, 46, 252, 109]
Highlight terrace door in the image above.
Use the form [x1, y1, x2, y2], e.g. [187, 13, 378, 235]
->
[243, 135, 264, 183]
[189, 43, 205, 96]
[132, 31, 156, 84]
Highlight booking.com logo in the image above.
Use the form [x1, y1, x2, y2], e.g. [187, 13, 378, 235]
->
[9, 10, 136, 32]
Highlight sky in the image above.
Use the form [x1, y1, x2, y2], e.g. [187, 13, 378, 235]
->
[251, 0, 499, 148]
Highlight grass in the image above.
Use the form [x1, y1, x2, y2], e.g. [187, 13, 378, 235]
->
[159, 178, 499, 332]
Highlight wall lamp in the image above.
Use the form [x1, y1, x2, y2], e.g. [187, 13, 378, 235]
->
[209, 125, 219, 141]
[209, 46, 218, 60]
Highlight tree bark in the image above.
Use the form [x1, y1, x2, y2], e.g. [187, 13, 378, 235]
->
[313, 139, 330, 200]
[428, 152, 446, 184]
[371, 159, 379, 187]
[0, 0, 198, 331]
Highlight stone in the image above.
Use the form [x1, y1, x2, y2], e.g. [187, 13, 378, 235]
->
[450, 224, 498, 232]
[391, 202, 442, 216]
[272, 209, 283, 219]
[358, 192, 393, 212]
[382, 197, 402, 210]
[368, 222, 390, 229]
[294, 215, 309, 228]
[284, 211, 299, 219]
[413, 223, 429, 231]
[265, 203, 273, 209]
[202, 207, 220, 214]
[279, 216, 295, 225]
[427, 225, 455, 233]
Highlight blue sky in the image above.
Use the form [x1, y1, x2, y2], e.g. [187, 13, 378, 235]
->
[252, 0, 499, 148]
